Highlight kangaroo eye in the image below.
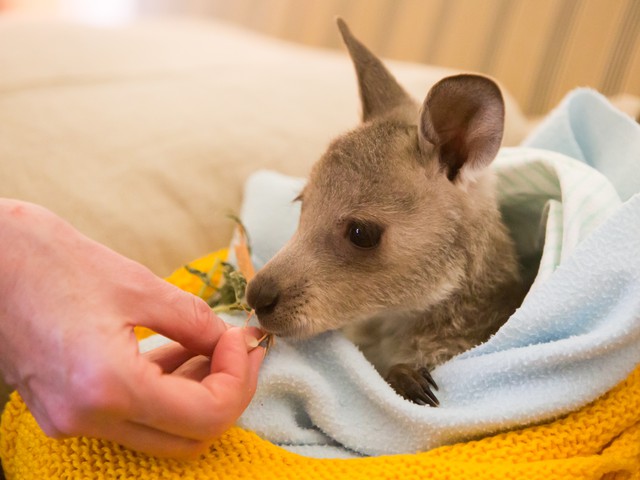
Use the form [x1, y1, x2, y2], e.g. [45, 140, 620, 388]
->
[347, 221, 383, 249]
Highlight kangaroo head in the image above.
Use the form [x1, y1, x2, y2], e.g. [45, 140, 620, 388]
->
[245, 19, 505, 338]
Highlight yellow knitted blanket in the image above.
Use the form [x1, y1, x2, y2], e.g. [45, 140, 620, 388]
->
[1, 249, 639, 480]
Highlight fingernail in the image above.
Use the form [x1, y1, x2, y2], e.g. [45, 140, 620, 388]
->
[244, 332, 260, 350]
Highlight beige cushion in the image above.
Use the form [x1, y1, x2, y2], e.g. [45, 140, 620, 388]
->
[0, 18, 530, 276]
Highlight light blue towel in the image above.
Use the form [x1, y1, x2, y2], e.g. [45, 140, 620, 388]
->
[523, 88, 640, 202]
[140, 89, 640, 458]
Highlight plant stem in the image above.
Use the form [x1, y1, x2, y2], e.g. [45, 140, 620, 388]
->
[197, 258, 222, 299]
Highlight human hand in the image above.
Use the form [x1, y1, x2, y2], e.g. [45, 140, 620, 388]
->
[0, 200, 264, 458]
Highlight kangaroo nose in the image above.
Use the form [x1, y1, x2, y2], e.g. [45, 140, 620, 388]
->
[246, 275, 280, 317]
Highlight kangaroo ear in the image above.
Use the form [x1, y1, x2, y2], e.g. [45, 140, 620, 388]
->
[419, 75, 504, 184]
[337, 18, 414, 122]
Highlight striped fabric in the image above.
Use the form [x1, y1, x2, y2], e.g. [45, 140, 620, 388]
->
[494, 148, 621, 290]
[170, 0, 640, 115]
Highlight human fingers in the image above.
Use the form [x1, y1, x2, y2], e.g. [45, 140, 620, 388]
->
[110, 421, 210, 459]
[20, 366, 214, 459]
[207, 327, 266, 409]
[27, 382, 214, 459]
[143, 341, 199, 373]
[144, 326, 264, 378]
[163, 326, 265, 382]
[136, 282, 229, 356]
[245, 343, 265, 403]
[128, 328, 263, 441]
[86, 418, 212, 459]
[172, 355, 211, 381]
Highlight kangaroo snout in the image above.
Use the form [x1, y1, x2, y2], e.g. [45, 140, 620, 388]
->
[246, 274, 282, 332]
[245, 254, 322, 339]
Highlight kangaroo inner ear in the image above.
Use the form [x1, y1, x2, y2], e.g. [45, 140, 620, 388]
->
[419, 75, 504, 183]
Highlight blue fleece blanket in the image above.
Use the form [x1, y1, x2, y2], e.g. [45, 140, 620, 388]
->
[142, 89, 640, 458]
